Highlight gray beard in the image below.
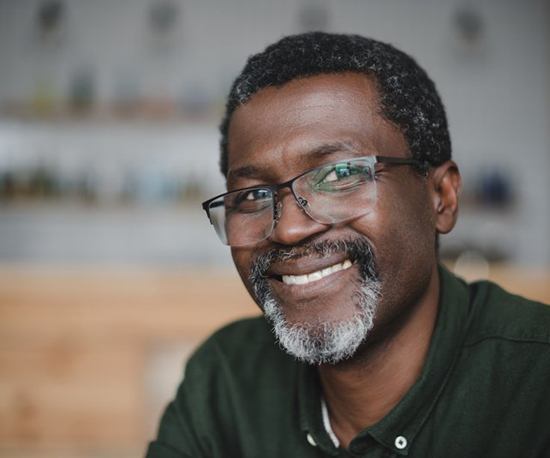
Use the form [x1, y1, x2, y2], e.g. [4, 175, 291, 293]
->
[249, 239, 381, 365]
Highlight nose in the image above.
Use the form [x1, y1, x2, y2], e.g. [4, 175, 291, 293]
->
[269, 192, 329, 246]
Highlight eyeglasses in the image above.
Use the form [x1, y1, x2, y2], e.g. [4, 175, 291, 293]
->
[202, 155, 428, 247]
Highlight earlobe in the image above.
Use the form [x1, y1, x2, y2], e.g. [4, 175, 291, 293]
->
[431, 161, 461, 234]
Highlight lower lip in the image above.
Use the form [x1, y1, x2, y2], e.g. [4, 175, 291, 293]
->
[269, 264, 357, 302]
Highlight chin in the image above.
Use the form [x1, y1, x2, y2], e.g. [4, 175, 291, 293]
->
[262, 280, 381, 365]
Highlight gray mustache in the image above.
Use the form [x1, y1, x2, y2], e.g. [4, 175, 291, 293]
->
[249, 238, 378, 285]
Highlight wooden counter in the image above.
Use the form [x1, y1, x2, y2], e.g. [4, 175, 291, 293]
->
[0, 265, 548, 457]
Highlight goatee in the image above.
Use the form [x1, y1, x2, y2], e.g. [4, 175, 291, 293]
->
[249, 238, 381, 365]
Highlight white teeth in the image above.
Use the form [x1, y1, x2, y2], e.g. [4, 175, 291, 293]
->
[307, 271, 323, 282]
[321, 266, 333, 277]
[282, 259, 353, 285]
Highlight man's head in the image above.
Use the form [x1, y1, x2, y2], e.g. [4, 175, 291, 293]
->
[208, 32, 460, 365]
[220, 32, 451, 177]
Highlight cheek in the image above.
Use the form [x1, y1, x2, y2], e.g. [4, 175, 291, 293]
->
[231, 247, 258, 298]
[351, 182, 436, 272]
[231, 248, 250, 281]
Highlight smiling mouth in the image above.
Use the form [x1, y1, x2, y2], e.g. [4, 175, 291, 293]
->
[281, 259, 353, 285]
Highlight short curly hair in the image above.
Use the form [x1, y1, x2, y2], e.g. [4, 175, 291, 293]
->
[219, 31, 451, 176]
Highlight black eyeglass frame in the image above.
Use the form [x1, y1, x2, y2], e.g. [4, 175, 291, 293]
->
[201, 155, 429, 222]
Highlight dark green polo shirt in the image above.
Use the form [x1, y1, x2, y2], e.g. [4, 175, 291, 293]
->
[146, 267, 550, 457]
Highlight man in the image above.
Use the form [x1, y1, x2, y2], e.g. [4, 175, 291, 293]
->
[147, 32, 550, 457]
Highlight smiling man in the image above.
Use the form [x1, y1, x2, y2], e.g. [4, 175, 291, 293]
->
[147, 33, 550, 458]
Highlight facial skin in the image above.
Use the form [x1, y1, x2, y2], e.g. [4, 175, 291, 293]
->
[226, 72, 459, 365]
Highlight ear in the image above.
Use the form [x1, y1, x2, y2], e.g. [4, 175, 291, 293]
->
[430, 160, 461, 234]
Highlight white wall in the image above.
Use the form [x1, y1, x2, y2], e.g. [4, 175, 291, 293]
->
[0, 0, 548, 265]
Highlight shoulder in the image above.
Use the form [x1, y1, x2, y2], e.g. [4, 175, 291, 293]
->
[149, 318, 292, 457]
[190, 316, 275, 363]
[465, 278, 550, 347]
[210, 315, 274, 346]
[185, 316, 293, 384]
[429, 276, 550, 456]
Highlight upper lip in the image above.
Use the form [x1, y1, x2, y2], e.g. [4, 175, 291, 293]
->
[267, 253, 350, 278]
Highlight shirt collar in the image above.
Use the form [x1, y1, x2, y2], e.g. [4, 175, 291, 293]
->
[298, 265, 473, 455]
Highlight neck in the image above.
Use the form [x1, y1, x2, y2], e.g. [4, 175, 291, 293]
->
[318, 265, 440, 448]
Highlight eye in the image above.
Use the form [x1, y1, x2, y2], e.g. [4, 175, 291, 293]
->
[242, 189, 271, 200]
[312, 162, 373, 191]
[322, 164, 356, 182]
[241, 188, 271, 201]
[231, 188, 273, 213]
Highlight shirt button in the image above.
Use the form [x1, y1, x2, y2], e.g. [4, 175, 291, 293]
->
[306, 433, 317, 447]
[395, 435, 408, 450]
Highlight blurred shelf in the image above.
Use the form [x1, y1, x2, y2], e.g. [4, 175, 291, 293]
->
[0, 202, 232, 266]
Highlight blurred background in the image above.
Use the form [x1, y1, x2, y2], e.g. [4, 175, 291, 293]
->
[0, 0, 549, 457]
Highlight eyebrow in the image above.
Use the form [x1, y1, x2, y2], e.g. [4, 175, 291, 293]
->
[228, 140, 362, 181]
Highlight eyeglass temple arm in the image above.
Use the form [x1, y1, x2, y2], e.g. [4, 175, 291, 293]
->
[375, 156, 430, 175]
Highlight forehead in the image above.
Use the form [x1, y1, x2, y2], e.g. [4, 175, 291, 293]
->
[226, 72, 408, 185]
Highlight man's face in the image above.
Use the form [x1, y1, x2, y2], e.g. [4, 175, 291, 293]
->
[226, 72, 439, 364]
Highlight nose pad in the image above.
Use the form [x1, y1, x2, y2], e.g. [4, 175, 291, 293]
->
[269, 192, 328, 245]
[274, 200, 283, 223]
[273, 194, 308, 223]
